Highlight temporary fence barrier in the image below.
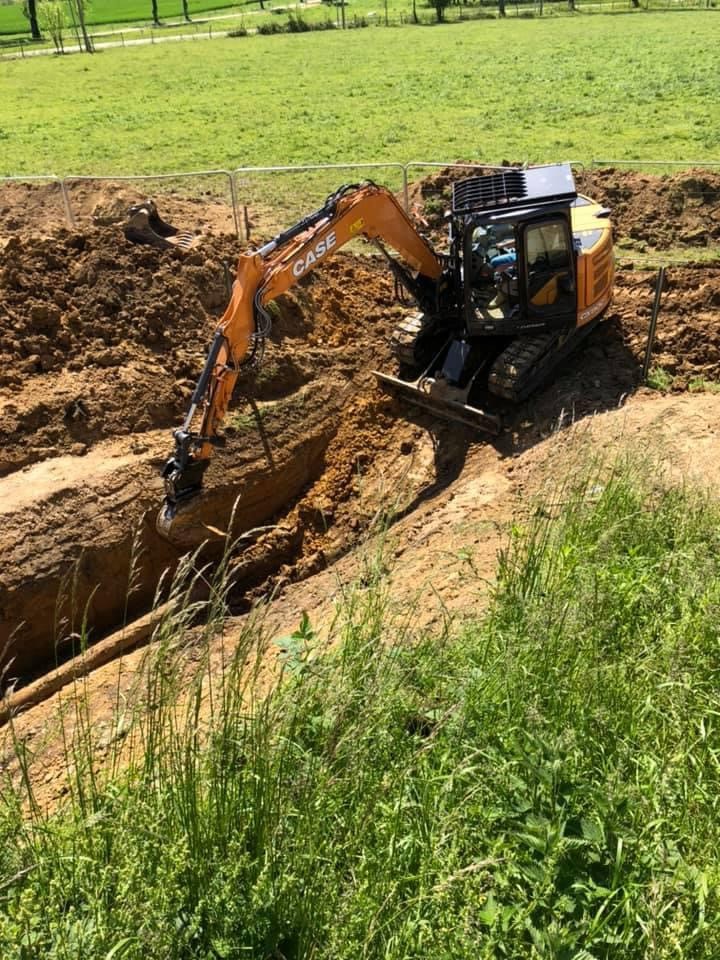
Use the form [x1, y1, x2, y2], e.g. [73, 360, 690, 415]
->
[0, 174, 75, 228]
[232, 162, 407, 239]
[591, 159, 720, 169]
[2, 160, 718, 257]
[60, 169, 241, 237]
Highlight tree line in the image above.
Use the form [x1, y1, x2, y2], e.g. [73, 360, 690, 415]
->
[23, 0, 647, 50]
[23, 0, 193, 52]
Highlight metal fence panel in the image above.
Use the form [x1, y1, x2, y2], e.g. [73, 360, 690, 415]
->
[591, 159, 720, 172]
[232, 163, 407, 240]
[61, 169, 240, 237]
[0, 175, 74, 229]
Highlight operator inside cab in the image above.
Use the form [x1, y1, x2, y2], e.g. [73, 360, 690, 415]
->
[471, 224, 518, 308]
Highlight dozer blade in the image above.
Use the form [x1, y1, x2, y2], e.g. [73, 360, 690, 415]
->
[124, 200, 197, 252]
[375, 371, 502, 435]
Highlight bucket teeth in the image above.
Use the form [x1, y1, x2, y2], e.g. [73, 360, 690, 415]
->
[375, 371, 501, 435]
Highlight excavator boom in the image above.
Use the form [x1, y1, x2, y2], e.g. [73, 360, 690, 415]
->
[157, 181, 445, 544]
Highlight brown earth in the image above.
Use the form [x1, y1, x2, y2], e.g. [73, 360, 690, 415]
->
[583, 167, 720, 252]
[0, 167, 719, 704]
[0, 179, 238, 238]
[406, 165, 720, 254]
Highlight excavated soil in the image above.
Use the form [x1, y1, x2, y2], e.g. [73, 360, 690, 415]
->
[1, 168, 719, 692]
[407, 165, 720, 254]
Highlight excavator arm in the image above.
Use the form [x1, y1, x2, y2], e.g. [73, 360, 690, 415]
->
[157, 181, 444, 542]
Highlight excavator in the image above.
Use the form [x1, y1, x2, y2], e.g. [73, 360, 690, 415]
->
[137, 163, 613, 544]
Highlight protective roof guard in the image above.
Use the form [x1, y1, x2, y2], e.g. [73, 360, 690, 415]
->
[452, 163, 577, 216]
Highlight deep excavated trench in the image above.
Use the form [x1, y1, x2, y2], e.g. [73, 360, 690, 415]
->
[2, 168, 720, 689]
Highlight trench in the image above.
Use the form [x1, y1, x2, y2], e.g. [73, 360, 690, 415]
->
[0, 379, 352, 688]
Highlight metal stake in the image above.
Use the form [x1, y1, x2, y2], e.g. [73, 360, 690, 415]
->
[642, 266, 666, 383]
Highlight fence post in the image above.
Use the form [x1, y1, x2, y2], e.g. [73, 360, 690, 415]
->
[228, 171, 241, 240]
[643, 267, 666, 383]
[59, 178, 77, 229]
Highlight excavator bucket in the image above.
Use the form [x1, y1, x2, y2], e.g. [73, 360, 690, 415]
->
[374, 370, 502, 435]
[124, 199, 197, 251]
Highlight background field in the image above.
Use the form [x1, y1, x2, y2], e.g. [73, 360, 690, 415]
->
[2, 12, 719, 179]
[0, 0, 244, 35]
[0, 0, 712, 37]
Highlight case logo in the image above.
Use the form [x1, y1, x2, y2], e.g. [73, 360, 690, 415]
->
[292, 231, 337, 277]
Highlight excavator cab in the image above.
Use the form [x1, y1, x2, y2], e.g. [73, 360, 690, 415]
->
[382, 163, 613, 414]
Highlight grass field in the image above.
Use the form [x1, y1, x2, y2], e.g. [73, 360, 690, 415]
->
[0, 0, 245, 36]
[1, 13, 719, 180]
[2, 454, 720, 957]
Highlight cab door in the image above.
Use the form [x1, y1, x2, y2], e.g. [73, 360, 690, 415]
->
[519, 216, 576, 327]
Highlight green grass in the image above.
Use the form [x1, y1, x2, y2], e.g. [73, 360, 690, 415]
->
[0, 0, 247, 36]
[647, 369, 720, 393]
[1, 12, 719, 180]
[646, 365, 675, 391]
[2, 451, 720, 956]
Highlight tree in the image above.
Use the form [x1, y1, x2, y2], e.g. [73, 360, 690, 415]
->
[66, 0, 93, 52]
[37, 0, 65, 52]
[498, 0, 506, 14]
[432, 0, 450, 21]
[22, 0, 42, 40]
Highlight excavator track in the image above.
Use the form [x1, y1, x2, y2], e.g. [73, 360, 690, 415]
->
[390, 312, 437, 369]
[488, 318, 602, 403]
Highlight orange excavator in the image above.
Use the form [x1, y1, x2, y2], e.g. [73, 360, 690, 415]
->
[146, 164, 614, 543]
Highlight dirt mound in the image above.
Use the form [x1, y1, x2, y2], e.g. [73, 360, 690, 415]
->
[583, 167, 720, 252]
[0, 179, 237, 237]
[0, 227, 399, 477]
[0, 228, 232, 476]
[611, 266, 720, 383]
[0, 230, 229, 380]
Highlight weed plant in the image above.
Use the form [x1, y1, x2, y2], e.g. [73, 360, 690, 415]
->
[1, 453, 720, 957]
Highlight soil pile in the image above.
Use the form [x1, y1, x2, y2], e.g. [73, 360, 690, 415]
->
[0, 228, 400, 477]
[611, 266, 720, 383]
[0, 179, 237, 237]
[584, 167, 720, 251]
